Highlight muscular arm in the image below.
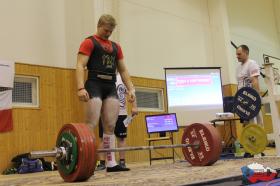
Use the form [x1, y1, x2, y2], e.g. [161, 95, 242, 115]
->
[251, 76, 260, 93]
[131, 98, 138, 116]
[76, 53, 90, 101]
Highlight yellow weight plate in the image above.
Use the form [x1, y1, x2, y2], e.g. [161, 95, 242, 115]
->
[240, 124, 267, 155]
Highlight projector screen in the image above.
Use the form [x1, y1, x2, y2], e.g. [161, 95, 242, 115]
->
[165, 67, 224, 126]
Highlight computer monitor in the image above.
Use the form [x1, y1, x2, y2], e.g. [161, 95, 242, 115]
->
[145, 113, 179, 135]
[223, 96, 235, 113]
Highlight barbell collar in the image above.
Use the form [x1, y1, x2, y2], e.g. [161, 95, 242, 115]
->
[29, 147, 66, 159]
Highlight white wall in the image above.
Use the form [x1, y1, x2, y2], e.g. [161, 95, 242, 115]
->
[0, 0, 220, 81]
[119, 0, 216, 80]
[0, 0, 67, 67]
[226, 0, 280, 89]
[0, 0, 98, 68]
[0, 0, 237, 83]
[274, 0, 280, 41]
[64, 0, 96, 69]
[1, 0, 279, 86]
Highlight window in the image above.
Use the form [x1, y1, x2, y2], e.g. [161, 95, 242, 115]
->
[135, 87, 164, 112]
[12, 75, 39, 108]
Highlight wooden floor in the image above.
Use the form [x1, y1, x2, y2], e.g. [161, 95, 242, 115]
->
[0, 148, 279, 186]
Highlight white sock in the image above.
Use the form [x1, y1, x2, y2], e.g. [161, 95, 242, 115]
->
[103, 134, 117, 167]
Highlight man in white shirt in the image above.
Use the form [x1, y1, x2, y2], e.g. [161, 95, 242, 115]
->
[236, 44, 263, 125]
[235, 44, 264, 157]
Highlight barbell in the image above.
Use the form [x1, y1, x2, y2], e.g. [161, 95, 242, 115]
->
[29, 123, 222, 182]
[27, 87, 267, 182]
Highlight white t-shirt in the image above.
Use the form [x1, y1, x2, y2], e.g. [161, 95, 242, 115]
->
[236, 59, 260, 89]
[116, 74, 127, 115]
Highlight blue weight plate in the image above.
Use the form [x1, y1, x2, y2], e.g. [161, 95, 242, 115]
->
[234, 87, 261, 120]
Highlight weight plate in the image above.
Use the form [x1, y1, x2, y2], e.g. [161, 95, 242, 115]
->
[181, 123, 222, 166]
[240, 124, 267, 155]
[234, 87, 262, 120]
[73, 124, 90, 181]
[56, 131, 78, 175]
[78, 123, 97, 181]
[56, 123, 93, 182]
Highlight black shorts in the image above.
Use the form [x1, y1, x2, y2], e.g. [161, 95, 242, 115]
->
[85, 79, 118, 100]
[99, 115, 127, 138]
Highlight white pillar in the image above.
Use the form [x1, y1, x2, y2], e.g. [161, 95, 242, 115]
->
[207, 0, 235, 85]
[263, 63, 280, 156]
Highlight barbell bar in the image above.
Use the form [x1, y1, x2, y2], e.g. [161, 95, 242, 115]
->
[28, 123, 222, 182]
[29, 143, 200, 159]
[98, 143, 200, 153]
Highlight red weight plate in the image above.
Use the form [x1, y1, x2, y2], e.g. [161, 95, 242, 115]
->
[181, 123, 222, 166]
[203, 124, 222, 166]
[73, 123, 90, 181]
[57, 123, 89, 182]
[57, 123, 87, 182]
[69, 123, 97, 181]
[86, 125, 97, 179]
[78, 123, 97, 180]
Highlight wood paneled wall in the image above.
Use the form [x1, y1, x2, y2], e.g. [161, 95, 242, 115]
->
[0, 64, 275, 173]
[0, 63, 86, 172]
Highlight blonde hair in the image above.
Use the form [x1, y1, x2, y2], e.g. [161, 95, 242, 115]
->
[97, 14, 117, 28]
